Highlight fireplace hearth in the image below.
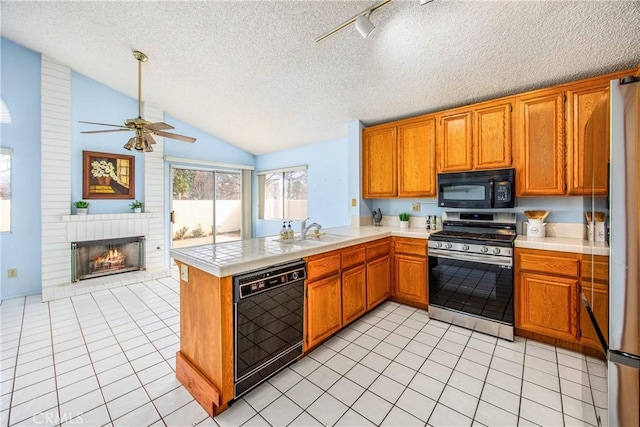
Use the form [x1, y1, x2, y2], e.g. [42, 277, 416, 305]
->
[71, 236, 145, 282]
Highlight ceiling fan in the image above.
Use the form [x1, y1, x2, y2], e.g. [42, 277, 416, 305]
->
[80, 50, 196, 152]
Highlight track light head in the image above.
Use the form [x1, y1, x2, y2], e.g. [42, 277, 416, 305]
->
[420, 0, 435, 4]
[355, 14, 375, 38]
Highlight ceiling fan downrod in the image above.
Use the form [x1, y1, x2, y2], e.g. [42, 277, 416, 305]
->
[133, 50, 148, 119]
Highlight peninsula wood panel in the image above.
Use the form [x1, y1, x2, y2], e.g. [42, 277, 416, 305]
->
[437, 110, 473, 173]
[474, 101, 513, 170]
[515, 90, 566, 196]
[342, 264, 367, 326]
[566, 83, 610, 195]
[176, 261, 233, 413]
[367, 255, 391, 310]
[517, 272, 579, 341]
[306, 274, 342, 349]
[362, 125, 397, 198]
[398, 117, 437, 197]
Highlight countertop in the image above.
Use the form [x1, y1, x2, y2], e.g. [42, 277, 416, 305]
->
[170, 225, 608, 278]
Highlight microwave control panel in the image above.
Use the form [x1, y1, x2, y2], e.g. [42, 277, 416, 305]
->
[495, 181, 512, 202]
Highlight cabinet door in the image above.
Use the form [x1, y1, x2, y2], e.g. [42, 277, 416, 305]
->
[398, 117, 437, 197]
[437, 111, 473, 173]
[514, 91, 566, 196]
[306, 275, 342, 349]
[474, 101, 512, 170]
[367, 255, 390, 310]
[362, 125, 397, 198]
[342, 265, 367, 326]
[579, 282, 609, 351]
[393, 254, 428, 305]
[517, 272, 579, 341]
[567, 84, 610, 195]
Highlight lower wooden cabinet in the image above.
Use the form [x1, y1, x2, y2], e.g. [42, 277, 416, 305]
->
[367, 255, 390, 310]
[306, 274, 342, 349]
[517, 272, 579, 341]
[342, 265, 367, 326]
[579, 281, 608, 350]
[393, 253, 428, 306]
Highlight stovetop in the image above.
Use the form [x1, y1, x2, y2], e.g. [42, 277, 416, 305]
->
[429, 230, 516, 244]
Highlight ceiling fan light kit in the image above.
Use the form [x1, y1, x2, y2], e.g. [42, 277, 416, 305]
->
[315, 0, 433, 43]
[80, 50, 196, 153]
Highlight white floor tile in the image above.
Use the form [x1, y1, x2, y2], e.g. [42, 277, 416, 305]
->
[112, 401, 161, 427]
[562, 394, 599, 425]
[62, 404, 110, 427]
[288, 411, 322, 427]
[289, 355, 320, 377]
[9, 391, 58, 425]
[369, 374, 406, 404]
[259, 395, 302, 427]
[352, 390, 393, 425]
[519, 397, 564, 426]
[395, 387, 436, 422]
[382, 361, 417, 385]
[428, 403, 473, 427]
[106, 387, 151, 420]
[285, 378, 323, 409]
[480, 383, 520, 415]
[360, 351, 392, 373]
[213, 399, 256, 427]
[306, 393, 348, 427]
[523, 366, 560, 392]
[448, 370, 484, 398]
[455, 357, 490, 381]
[439, 385, 478, 418]
[11, 377, 56, 407]
[428, 348, 459, 369]
[522, 380, 563, 412]
[373, 341, 403, 360]
[59, 389, 105, 422]
[327, 376, 365, 406]
[346, 363, 379, 388]
[307, 345, 336, 364]
[268, 366, 303, 393]
[335, 408, 375, 427]
[490, 355, 523, 378]
[493, 346, 525, 365]
[13, 365, 55, 391]
[341, 343, 369, 362]
[419, 359, 453, 384]
[408, 372, 445, 402]
[101, 373, 142, 403]
[525, 353, 559, 376]
[58, 375, 100, 404]
[381, 405, 423, 426]
[325, 352, 357, 375]
[306, 364, 341, 390]
[474, 400, 518, 427]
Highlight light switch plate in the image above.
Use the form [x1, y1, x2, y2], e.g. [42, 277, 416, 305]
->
[351, 198, 357, 207]
[180, 264, 189, 282]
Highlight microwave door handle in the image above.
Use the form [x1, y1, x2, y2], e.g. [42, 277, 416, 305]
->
[489, 181, 495, 208]
[581, 293, 609, 356]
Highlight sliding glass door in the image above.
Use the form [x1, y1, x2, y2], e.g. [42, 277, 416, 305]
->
[171, 167, 241, 248]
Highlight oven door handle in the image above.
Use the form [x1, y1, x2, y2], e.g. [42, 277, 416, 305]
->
[428, 249, 512, 268]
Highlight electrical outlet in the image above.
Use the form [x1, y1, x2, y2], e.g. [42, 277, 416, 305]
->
[180, 264, 189, 282]
[412, 203, 421, 212]
[7, 269, 17, 279]
[351, 198, 356, 207]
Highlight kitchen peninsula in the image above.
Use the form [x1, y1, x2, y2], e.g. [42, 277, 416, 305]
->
[170, 224, 608, 416]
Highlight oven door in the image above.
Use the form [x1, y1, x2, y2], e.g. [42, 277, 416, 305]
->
[428, 250, 514, 334]
[438, 180, 493, 209]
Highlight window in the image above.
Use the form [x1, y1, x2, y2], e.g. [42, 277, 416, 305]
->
[258, 166, 307, 220]
[0, 148, 12, 233]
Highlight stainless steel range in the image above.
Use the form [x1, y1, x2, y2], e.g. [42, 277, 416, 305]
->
[428, 212, 516, 340]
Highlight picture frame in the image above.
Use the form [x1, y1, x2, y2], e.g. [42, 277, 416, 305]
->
[82, 150, 135, 199]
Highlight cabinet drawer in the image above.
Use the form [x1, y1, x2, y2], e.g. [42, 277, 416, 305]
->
[306, 251, 341, 281]
[581, 256, 609, 283]
[366, 238, 390, 260]
[393, 238, 427, 256]
[342, 247, 366, 270]
[517, 250, 579, 277]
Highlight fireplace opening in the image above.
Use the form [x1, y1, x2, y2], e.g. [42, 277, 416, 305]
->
[71, 236, 145, 282]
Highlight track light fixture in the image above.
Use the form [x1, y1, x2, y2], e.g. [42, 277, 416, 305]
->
[420, 0, 435, 5]
[315, 0, 392, 43]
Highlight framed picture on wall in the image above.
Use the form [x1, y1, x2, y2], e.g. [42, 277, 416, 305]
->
[82, 151, 135, 199]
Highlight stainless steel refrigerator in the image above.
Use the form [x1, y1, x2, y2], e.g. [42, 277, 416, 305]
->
[590, 74, 640, 427]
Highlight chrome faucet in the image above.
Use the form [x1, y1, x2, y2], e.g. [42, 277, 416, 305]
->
[301, 217, 322, 239]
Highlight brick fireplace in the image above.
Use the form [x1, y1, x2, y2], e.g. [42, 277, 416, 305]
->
[71, 236, 145, 282]
[40, 57, 171, 301]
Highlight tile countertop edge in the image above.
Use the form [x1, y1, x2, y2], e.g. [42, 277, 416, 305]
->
[514, 235, 610, 256]
[170, 226, 609, 278]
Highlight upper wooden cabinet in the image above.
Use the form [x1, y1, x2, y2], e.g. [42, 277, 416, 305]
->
[474, 101, 513, 170]
[514, 89, 566, 196]
[363, 117, 436, 198]
[566, 83, 610, 195]
[437, 109, 473, 172]
[398, 117, 437, 197]
[362, 125, 397, 198]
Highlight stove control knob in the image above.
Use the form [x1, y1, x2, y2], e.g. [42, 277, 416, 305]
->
[462, 244, 469, 251]
[445, 242, 453, 249]
[492, 248, 501, 255]
[435, 242, 443, 248]
[480, 246, 489, 253]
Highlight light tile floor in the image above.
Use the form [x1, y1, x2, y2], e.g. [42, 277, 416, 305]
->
[1, 274, 607, 426]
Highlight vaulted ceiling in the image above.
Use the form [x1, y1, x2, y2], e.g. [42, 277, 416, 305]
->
[2, 1, 639, 154]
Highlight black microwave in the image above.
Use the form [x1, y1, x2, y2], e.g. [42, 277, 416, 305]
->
[437, 168, 515, 209]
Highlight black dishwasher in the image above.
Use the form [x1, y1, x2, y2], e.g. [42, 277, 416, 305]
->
[233, 259, 306, 398]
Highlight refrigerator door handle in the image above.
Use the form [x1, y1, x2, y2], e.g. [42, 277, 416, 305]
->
[581, 293, 609, 356]
[609, 350, 640, 369]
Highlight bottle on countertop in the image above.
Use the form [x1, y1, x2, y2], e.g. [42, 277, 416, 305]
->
[280, 222, 287, 240]
[426, 215, 431, 230]
[287, 221, 294, 240]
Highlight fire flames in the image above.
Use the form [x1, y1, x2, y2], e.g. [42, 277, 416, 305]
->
[92, 247, 126, 271]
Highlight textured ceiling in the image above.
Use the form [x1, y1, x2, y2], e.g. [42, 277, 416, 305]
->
[2, 1, 639, 155]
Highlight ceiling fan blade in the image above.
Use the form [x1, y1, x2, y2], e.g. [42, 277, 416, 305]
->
[150, 130, 196, 143]
[79, 120, 128, 129]
[144, 133, 157, 145]
[81, 129, 132, 134]
[145, 122, 174, 131]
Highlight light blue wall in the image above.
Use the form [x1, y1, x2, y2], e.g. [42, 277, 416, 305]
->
[0, 38, 42, 299]
[254, 138, 350, 237]
[72, 72, 142, 213]
[347, 120, 372, 219]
